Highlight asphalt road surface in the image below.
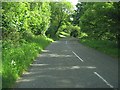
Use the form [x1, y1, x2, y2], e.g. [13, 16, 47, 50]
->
[15, 37, 118, 88]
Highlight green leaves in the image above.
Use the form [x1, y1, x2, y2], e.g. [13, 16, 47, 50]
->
[47, 2, 74, 38]
[2, 2, 51, 37]
[2, 2, 54, 88]
[2, 35, 52, 88]
[74, 2, 119, 41]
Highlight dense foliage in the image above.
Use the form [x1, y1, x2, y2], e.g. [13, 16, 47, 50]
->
[2, 35, 52, 88]
[73, 2, 119, 43]
[80, 38, 118, 58]
[2, 2, 51, 40]
[57, 23, 80, 37]
[1, 1, 74, 88]
[1, 2, 54, 88]
[72, 2, 119, 57]
[46, 2, 74, 39]
[1, 1, 119, 88]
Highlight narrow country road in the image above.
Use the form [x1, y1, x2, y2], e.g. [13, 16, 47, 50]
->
[15, 37, 118, 88]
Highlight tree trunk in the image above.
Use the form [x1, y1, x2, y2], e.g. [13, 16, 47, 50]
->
[54, 20, 62, 35]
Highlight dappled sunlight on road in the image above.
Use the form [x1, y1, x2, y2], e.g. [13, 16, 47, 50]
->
[42, 50, 50, 53]
[29, 65, 96, 71]
[15, 38, 118, 88]
[71, 66, 96, 69]
[40, 53, 73, 58]
[16, 79, 34, 83]
[53, 41, 60, 43]
[30, 64, 49, 67]
[16, 64, 97, 88]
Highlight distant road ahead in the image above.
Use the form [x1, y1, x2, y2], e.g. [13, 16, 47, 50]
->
[15, 37, 118, 88]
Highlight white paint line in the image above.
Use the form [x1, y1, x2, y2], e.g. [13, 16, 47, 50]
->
[72, 51, 84, 62]
[94, 72, 114, 88]
[66, 41, 67, 44]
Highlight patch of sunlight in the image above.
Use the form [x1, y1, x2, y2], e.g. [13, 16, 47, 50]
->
[23, 71, 42, 76]
[49, 54, 72, 58]
[17, 79, 34, 83]
[59, 35, 66, 38]
[71, 66, 96, 69]
[23, 72, 31, 75]
[39, 66, 96, 71]
[42, 50, 50, 53]
[54, 41, 60, 43]
[38, 75, 57, 78]
[86, 66, 96, 69]
[71, 66, 80, 69]
[60, 32, 70, 36]
[30, 64, 49, 67]
[44, 67, 70, 70]
[46, 37, 54, 42]
[40, 53, 73, 58]
[80, 32, 88, 38]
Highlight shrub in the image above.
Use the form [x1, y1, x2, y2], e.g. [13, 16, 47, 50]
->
[2, 36, 52, 88]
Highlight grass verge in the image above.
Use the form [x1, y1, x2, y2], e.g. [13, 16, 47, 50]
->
[2, 35, 53, 88]
[80, 38, 119, 58]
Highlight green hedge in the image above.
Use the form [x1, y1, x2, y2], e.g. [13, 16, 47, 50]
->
[80, 38, 119, 58]
[2, 36, 53, 88]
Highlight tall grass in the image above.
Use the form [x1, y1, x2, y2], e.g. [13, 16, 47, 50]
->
[80, 38, 119, 58]
[2, 35, 53, 88]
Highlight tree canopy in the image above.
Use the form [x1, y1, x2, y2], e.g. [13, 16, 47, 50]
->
[1, 1, 119, 88]
[72, 2, 119, 42]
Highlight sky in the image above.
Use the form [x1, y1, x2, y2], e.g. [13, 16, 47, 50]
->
[69, 0, 78, 6]
[67, 0, 78, 9]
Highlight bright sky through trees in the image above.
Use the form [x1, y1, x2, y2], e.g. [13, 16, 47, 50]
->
[67, 0, 78, 9]
[69, 0, 78, 5]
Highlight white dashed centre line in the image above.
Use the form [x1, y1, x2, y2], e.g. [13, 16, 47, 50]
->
[72, 51, 84, 62]
[94, 72, 114, 88]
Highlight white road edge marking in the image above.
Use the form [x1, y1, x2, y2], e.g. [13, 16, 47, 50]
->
[94, 72, 114, 88]
[72, 51, 84, 62]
